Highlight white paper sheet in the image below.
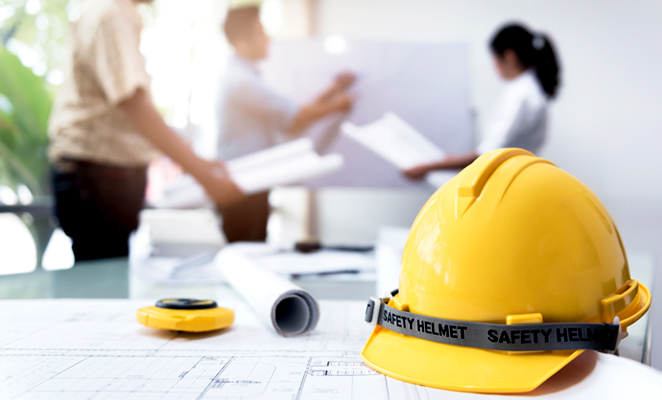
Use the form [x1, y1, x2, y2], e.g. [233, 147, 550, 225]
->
[224, 242, 375, 276]
[227, 137, 314, 172]
[342, 112, 446, 170]
[156, 138, 344, 209]
[216, 246, 320, 336]
[342, 112, 460, 189]
[153, 175, 209, 209]
[1, 299, 660, 400]
[260, 251, 374, 276]
[231, 152, 344, 195]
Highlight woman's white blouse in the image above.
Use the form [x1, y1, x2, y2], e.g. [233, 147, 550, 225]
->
[477, 69, 549, 155]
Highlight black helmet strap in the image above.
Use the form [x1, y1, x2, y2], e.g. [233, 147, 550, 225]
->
[364, 296, 624, 352]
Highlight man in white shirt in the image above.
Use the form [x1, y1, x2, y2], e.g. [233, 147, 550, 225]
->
[217, 2, 355, 242]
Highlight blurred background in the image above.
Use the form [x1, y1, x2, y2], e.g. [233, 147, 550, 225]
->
[1, 0, 661, 366]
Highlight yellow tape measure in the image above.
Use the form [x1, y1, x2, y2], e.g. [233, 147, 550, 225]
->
[136, 299, 234, 332]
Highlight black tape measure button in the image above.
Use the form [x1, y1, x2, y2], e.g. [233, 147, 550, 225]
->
[156, 299, 218, 310]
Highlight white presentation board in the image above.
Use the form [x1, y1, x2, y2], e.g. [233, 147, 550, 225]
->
[261, 39, 473, 187]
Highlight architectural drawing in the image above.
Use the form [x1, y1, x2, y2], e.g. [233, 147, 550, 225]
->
[0, 299, 450, 399]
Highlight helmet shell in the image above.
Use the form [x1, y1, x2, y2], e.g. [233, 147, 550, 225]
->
[402, 150, 629, 324]
[362, 149, 651, 393]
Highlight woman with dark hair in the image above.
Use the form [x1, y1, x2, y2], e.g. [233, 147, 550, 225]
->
[404, 23, 560, 179]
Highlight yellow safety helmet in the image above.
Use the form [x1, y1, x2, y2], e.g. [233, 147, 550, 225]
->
[362, 149, 651, 394]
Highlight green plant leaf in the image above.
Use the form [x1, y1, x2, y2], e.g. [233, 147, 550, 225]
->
[0, 45, 52, 138]
[0, 140, 41, 192]
[0, 44, 52, 195]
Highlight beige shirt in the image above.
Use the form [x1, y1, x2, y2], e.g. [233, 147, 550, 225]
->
[48, 0, 159, 167]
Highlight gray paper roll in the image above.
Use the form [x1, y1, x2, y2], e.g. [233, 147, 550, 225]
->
[216, 246, 320, 336]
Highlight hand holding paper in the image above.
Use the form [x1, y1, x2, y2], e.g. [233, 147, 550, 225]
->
[341, 112, 446, 170]
[196, 159, 245, 207]
[342, 112, 459, 188]
[156, 138, 344, 209]
[227, 138, 343, 194]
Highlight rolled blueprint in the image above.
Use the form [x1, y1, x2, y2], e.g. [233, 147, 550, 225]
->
[215, 246, 320, 336]
[155, 138, 344, 209]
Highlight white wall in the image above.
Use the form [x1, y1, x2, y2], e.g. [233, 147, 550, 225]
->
[313, 0, 662, 215]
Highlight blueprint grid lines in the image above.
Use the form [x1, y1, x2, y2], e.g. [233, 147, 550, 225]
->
[196, 356, 234, 400]
[0, 299, 543, 400]
[294, 356, 312, 400]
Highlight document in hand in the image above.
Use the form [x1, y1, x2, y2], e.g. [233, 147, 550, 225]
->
[342, 112, 446, 170]
[156, 138, 344, 209]
[227, 138, 344, 194]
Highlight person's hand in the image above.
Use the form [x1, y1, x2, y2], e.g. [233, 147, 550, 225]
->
[334, 71, 356, 90]
[329, 93, 355, 113]
[195, 159, 246, 207]
[403, 164, 432, 180]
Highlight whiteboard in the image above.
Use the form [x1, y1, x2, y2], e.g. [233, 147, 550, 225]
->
[261, 39, 472, 187]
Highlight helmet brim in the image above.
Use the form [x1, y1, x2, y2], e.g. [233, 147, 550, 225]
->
[361, 326, 583, 394]
[620, 281, 652, 328]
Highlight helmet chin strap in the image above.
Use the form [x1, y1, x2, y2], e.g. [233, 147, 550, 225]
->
[365, 293, 625, 353]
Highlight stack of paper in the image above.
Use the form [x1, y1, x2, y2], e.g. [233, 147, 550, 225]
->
[129, 209, 226, 285]
[156, 138, 344, 209]
[341, 112, 446, 170]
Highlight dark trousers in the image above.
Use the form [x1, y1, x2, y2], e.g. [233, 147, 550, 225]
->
[218, 191, 270, 243]
[52, 160, 147, 261]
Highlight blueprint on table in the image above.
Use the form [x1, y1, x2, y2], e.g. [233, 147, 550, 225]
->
[0, 299, 456, 400]
[1, 299, 658, 400]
